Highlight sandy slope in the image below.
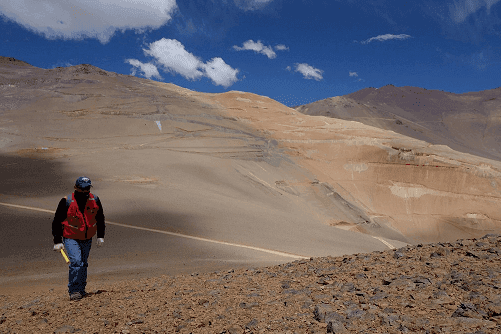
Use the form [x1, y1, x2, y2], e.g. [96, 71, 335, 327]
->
[1, 58, 405, 296]
[1, 57, 501, 299]
[201, 90, 501, 244]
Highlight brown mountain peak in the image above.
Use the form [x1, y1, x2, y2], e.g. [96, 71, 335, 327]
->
[0, 56, 32, 67]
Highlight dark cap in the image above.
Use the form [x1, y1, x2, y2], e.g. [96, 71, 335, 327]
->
[75, 176, 92, 189]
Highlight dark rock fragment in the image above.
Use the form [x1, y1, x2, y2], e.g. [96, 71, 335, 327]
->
[465, 251, 480, 259]
[313, 303, 333, 322]
[345, 308, 365, 319]
[486, 247, 501, 255]
[481, 234, 500, 239]
[245, 318, 258, 329]
[326, 320, 347, 333]
[312, 294, 331, 302]
[394, 251, 405, 259]
[397, 324, 410, 332]
[380, 313, 399, 326]
[19, 298, 40, 309]
[382, 279, 392, 286]
[451, 303, 484, 319]
[433, 290, 449, 298]
[355, 291, 367, 298]
[318, 277, 334, 285]
[370, 292, 388, 301]
[325, 312, 347, 324]
[238, 302, 258, 309]
[487, 302, 501, 317]
[126, 319, 144, 325]
[356, 273, 367, 279]
[413, 277, 432, 288]
[340, 283, 356, 292]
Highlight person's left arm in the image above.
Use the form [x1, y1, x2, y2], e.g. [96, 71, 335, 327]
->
[94, 196, 105, 240]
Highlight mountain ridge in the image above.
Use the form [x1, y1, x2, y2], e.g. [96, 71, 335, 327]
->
[295, 84, 501, 162]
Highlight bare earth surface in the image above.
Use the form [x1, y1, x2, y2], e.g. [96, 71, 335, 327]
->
[1, 57, 501, 333]
[1, 235, 500, 333]
[295, 85, 501, 162]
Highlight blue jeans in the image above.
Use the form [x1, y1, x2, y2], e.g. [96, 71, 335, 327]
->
[63, 237, 92, 295]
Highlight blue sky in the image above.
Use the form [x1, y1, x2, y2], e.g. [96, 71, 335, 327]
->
[1, 0, 500, 106]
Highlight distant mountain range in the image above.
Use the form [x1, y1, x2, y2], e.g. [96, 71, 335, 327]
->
[296, 85, 501, 161]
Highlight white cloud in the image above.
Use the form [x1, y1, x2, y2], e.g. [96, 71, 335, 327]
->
[204, 58, 239, 87]
[0, 0, 177, 44]
[294, 63, 323, 81]
[361, 34, 412, 44]
[275, 44, 289, 51]
[349, 71, 358, 77]
[140, 38, 239, 88]
[126, 59, 162, 80]
[449, 0, 501, 23]
[285, 66, 292, 71]
[233, 0, 274, 11]
[144, 38, 204, 80]
[233, 40, 277, 59]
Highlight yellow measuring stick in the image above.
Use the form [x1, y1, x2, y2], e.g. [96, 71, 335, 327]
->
[60, 248, 70, 263]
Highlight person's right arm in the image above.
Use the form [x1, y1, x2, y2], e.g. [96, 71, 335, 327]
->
[52, 198, 68, 245]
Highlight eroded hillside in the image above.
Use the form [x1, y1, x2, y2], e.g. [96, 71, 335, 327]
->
[1, 57, 501, 254]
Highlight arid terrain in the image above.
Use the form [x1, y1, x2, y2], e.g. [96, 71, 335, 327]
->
[1, 235, 500, 333]
[295, 85, 501, 161]
[1, 56, 501, 333]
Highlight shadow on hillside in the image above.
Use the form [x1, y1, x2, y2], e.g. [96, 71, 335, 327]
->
[0, 153, 76, 198]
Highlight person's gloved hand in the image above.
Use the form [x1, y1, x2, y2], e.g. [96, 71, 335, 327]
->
[97, 238, 104, 247]
[53, 243, 64, 251]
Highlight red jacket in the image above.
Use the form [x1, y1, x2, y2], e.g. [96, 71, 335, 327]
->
[62, 193, 99, 240]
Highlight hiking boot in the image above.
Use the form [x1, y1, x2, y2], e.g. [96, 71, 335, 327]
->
[69, 292, 82, 301]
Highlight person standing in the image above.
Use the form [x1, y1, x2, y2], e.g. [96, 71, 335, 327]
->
[52, 176, 106, 301]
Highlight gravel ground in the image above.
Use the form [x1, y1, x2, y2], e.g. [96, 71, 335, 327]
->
[1, 234, 501, 334]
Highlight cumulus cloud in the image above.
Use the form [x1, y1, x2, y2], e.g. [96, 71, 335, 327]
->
[233, 40, 277, 59]
[144, 38, 205, 80]
[233, 0, 274, 11]
[294, 63, 323, 81]
[126, 59, 162, 80]
[449, 0, 501, 23]
[0, 0, 177, 44]
[138, 38, 239, 88]
[349, 71, 358, 77]
[361, 34, 412, 44]
[203, 57, 239, 87]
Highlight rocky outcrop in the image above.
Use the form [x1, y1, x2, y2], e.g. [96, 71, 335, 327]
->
[1, 235, 500, 333]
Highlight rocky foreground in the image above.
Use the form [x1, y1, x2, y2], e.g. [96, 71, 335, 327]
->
[2, 235, 501, 334]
